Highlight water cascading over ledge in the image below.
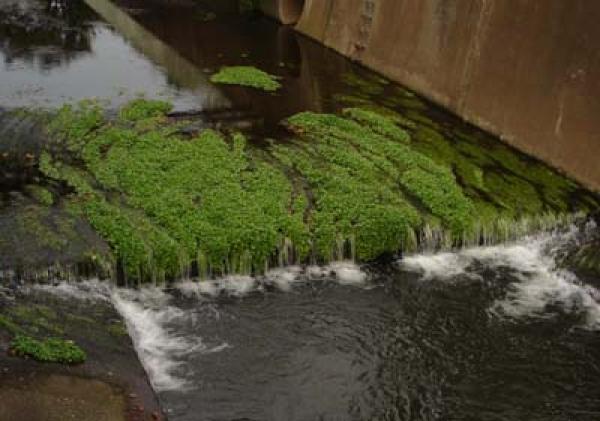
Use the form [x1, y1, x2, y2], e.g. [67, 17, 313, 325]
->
[1, 98, 599, 285]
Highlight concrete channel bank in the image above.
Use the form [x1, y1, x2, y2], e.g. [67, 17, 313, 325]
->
[260, 0, 600, 191]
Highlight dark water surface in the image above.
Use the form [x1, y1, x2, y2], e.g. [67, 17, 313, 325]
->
[2, 1, 600, 420]
[111, 226, 600, 421]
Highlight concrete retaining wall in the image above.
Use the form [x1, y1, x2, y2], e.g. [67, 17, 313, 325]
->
[264, 0, 600, 191]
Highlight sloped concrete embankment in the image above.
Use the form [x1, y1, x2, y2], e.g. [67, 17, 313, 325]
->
[262, 0, 600, 192]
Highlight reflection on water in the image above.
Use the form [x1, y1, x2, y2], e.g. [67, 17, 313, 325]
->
[83, 0, 229, 110]
[0, 0, 96, 68]
[0, 0, 211, 109]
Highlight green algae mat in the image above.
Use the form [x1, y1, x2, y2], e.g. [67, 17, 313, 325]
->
[9, 98, 600, 282]
[211, 66, 281, 91]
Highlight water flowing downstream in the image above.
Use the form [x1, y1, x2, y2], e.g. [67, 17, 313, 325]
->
[31, 223, 600, 420]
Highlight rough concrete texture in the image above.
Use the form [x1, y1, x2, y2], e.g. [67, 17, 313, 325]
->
[267, 0, 600, 191]
[0, 374, 126, 421]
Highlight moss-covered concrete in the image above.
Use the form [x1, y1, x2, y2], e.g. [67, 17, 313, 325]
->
[0, 286, 163, 419]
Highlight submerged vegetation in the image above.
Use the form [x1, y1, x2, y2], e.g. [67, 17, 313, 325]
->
[211, 66, 281, 91]
[10, 335, 86, 364]
[0, 304, 86, 364]
[28, 98, 600, 282]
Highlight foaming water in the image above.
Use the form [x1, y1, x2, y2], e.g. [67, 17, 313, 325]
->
[111, 288, 228, 392]
[30, 279, 112, 302]
[22, 261, 370, 396]
[175, 261, 369, 298]
[115, 262, 369, 393]
[15, 235, 600, 420]
[400, 224, 600, 329]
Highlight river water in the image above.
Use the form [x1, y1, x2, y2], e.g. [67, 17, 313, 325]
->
[2, 1, 600, 420]
[41, 222, 600, 420]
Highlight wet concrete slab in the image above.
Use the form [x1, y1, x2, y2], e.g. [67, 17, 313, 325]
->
[0, 373, 126, 421]
[0, 285, 164, 420]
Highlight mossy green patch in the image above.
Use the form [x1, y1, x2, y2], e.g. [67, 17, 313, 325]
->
[341, 72, 386, 96]
[26, 185, 54, 206]
[211, 66, 281, 92]
[2, 304, 86, 365]
[0, 315, 25, 336]
[342, 108, 410, 143]
[118, 99, 172, 122]
[107, 321, 128, 337]
[41, 102, 305, 279]
[38, 100, 599, 281]
[10, 335, 86, 364]
[277, 109, 475, 253]
[15, 206, 70, 251]
[46, 99, 104, 153]
[408, 121, 599, 223]
[8, 305, 64, 335]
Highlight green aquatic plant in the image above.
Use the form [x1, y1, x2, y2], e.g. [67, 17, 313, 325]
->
[41, 102, 305, 278]
[37, 99, 599, 281]
[26, 185, 54, 206]
[118, 98, 172, 122]
[47, 99, 104, 153]
[211, 66, 281, 91]
[10, 335, 86, 364]
[342, 108, 410, 143]
[9, 305, 64, 335]
[407, 121, 598, 223]
[283, 109, 476, 238]
[341, 72, 386, 96]
[275, 111, 458, 258]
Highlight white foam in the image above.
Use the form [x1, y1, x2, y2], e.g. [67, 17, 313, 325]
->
[219, 275, 258, 296]
[174, 262, 370, 298]
[327, 261, 368, 285]
[30, 279, 112, 302]
[399, 227, 600, 329]
[177, 280, 219, 298]
[176, 275, 257, 298]
[264, 266, 304, 291]
[111, 288, 229, 392]
[400, 252, 479, 281]
[111, 290, 192, 391]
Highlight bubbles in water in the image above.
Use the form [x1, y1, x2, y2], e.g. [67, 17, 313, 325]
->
[264, 266, 304, 292]
[399, 252, 479, 281]
[112, 288, 230, 392]
[399, 226, 600, 329]
[175, 261, 369, 298]
[30, 279, 112, 302]
[327, 261, 368, 285]
[112, 292, 191, 391]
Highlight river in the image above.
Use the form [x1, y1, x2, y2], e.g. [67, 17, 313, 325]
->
[2, 0, 600, 420]
[41, 222, 600, 420]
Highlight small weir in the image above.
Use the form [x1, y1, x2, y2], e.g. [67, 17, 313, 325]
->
[1, 1, 600, 420]
[20, 221, 600, 420]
